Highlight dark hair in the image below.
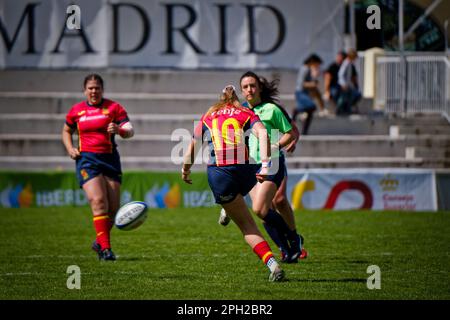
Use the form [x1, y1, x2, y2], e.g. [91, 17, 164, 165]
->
[303, 53, 323, 65]
[83, 74, 104, 89]
[239, 71, 280, 104]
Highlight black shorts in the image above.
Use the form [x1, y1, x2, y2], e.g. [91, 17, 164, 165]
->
[75, 151, 122, 187]
[258, 153, 287, 188]
[207, 164, 260, 204]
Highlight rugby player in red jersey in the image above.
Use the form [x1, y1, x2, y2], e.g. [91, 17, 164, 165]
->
[181, 85, 285, 282]
[62, 74, 134, 261]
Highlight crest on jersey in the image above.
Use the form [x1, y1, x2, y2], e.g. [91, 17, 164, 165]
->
[80, 169, 89, 180]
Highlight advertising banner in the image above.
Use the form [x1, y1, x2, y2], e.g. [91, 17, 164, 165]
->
[1, 169, 441, 211]
[287, 169, 438, 211]
[0, 0, 344, 69]
[0, 171, 215, 209]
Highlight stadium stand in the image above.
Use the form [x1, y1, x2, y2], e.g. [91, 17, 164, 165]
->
[0, 69, 449, 171]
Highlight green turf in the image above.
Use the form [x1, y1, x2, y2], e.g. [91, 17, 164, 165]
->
[0, 207, 449, 300]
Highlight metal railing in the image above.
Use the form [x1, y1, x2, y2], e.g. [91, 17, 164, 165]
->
[375, 53, 450, 114]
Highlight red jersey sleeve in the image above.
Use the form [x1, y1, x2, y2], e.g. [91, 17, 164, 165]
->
[248, 110, 261, 128]
[193, 115, 205, 139]
[113, 103, 129, 125]
[65, 107, 77, 129]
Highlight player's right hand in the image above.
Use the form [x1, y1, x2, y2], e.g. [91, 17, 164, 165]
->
[256, 167, 269, 183]
[181, 168, 192, 184]
[182, 173, 192, 184]
[68, 147, 81, 160]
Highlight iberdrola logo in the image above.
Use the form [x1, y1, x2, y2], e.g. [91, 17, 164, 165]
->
[145, 183, 180, 209]
[0, 183, 34, 208]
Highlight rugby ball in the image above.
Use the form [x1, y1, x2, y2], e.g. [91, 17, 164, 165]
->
[115, 201, 148, 231]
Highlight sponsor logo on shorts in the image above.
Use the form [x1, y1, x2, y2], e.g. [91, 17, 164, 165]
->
[219, 194, 234, 202]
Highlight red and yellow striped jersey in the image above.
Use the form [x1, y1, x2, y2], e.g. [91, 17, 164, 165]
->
[194, 104, 261, 166]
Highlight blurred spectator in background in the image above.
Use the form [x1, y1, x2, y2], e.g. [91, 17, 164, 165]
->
[336, 48, 361, 115]
[292, 53, 324, 135]
[323, 50, 346, 109]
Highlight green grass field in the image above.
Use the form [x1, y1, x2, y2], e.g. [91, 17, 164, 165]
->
[0, 207, 449, 300]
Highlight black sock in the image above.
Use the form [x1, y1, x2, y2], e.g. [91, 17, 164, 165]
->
[263, 209, 290, 234]
[263, 209, 291, 252]
[286, 228, 299, 243]
[264, 209, 302, 253]
[263, 222, 283, 249]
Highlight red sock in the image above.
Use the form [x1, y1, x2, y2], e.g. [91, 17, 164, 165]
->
[107, 212, 115, 232]
[93, 214, 111, 250]
[253, 241, 274, 265]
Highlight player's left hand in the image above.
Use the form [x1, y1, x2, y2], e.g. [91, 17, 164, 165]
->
[107, 122, 119, 134]
[285, 139, 297, 153]
[286, 122, 300, 154]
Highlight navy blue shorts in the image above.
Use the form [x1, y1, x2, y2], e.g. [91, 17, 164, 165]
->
[258, 154, 287, 188]
[75, 151, 122, 187]
[207, 164, 260, 204]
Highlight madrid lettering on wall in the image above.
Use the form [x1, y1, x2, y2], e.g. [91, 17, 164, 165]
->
[0, 0, 344, 68]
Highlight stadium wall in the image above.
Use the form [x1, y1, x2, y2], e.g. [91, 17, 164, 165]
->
[1, 169, 448, 211]
[0, 0, 344, 69]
